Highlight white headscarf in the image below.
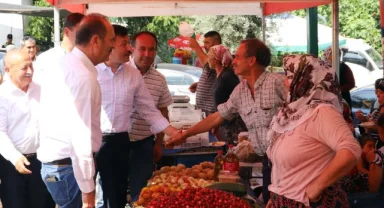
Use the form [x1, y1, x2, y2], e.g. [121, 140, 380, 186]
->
[267, 54, 342, 145]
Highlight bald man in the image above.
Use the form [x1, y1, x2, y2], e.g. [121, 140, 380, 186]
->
[0, 50, 55, 208]
[38, 13, 115, 208]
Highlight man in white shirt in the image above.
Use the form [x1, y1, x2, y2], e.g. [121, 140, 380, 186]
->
[21, 36, 37, 62]
[38, 14, 115, 208]
[0, 49, 55, 208]
[34, 12, 84, 83]
[128, 31, 173, 202]
[95, 26, 179, 208]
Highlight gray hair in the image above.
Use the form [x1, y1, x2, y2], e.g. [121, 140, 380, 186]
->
[20, 36, 36, 47]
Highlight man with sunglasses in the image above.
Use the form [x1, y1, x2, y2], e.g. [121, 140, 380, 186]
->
[166, 38, 287, 204]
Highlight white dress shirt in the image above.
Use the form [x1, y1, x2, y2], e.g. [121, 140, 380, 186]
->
[38, 47, 102, 193]
[96, 63, 169, 135]
[0, 81, 40, 166]
[34, 46, 66, 84]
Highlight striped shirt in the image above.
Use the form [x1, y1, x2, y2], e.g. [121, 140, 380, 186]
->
[218, 71, 286, 155]
[196, 64, 217, 115]
[96, 63, 169, 135]
[128, 61, 173, 141]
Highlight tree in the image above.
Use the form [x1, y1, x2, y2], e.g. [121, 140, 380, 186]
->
[26, 0, 63, 51]
[191, 15, 262, 53]
[294, 0, 381, 52]
[111, 16, 191, 63]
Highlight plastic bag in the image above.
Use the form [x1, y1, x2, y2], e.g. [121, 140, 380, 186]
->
[233, 140, 255, 161]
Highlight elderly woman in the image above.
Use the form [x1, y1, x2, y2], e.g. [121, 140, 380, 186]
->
[266, 54, 362, 207]
[207, 45, 246, 142]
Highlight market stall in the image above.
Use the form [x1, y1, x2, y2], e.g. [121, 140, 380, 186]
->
[42, 1, 342, 207]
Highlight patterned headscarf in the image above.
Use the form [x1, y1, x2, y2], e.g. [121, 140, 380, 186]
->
[207, 45, 233, 68]
[267, 54, 342, 145]
[322, 46, 341, 67]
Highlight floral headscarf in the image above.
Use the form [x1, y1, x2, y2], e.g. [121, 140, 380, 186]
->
[267, 54, 342, 145]
[208, 45, 233, 68]
[322, 46, 341, 67]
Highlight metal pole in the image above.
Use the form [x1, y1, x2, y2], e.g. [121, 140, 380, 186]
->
[261, 3, 266, 42]
[54, 0, 60, 47]
[332, 0, 340, 78]
[307, 7, 318, 57]
[380, 0, 384, 77]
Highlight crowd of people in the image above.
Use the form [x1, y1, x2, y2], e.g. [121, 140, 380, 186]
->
[0, 11, 382, 208]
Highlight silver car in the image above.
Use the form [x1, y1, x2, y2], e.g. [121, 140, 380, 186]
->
[156, 65, 201, 105]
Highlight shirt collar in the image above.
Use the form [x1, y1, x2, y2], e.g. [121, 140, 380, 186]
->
[99, 62, 124, 72]
[254, 71, 268, 90]
[7, 80, 37, 95]
[129, 60, 154, 75]
[71, 47, 94, 68]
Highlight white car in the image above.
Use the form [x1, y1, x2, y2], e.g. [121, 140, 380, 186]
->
[156, 67, 201, 105]
[341, 39, 383, 88]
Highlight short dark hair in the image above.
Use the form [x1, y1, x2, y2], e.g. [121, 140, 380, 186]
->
[375, 78, 384, 91]
[360, 134, 375, 147]
[131, 31, 158, 48]
[240, 38, 271, 67]
[7, 34, 12, 39]
[75, 13, 108, 46]
[113, 25, 128, 37]
[204, 31, 221, 44]
[63, 13, 85, 30]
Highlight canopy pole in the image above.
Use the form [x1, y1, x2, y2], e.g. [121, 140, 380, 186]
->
[54, 0, 60, 47]
[332, 0, 339, 78]
[261, 3, 266, 42]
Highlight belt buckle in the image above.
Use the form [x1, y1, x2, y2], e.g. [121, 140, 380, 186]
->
[24, 153, 36, 158]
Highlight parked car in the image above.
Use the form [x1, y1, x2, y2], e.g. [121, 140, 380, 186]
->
[350, 84, 376, 126]
[341, 39, 383, 88]
[156, 63, 202, 78]
[156, 67, 200, 105]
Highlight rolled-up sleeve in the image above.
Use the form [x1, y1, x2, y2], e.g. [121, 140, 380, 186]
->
[217, 85, 241, 121]
[134, 75, 169, 134]
[315, 106, 362, 161]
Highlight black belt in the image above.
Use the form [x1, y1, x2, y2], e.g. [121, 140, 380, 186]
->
[46, 158, 72, 166]
[23, 153, 36, 158]
[102, 132, 129, 142]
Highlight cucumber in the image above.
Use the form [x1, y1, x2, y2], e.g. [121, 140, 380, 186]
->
[206, 182, 247, 197]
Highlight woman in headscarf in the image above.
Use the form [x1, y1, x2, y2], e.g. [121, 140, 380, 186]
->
[207, 45, 247, 143]
[266, 54, 362, 208]
[322, 47, 355, 108]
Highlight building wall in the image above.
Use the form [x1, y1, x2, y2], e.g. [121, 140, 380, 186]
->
[0, 0, 33, 48]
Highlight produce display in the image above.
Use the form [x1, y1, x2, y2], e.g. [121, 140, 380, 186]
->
[146, 188, 252, 208]
[136, 162, 215, 206]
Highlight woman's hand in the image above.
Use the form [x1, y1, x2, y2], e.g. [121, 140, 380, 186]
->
[305, 182, 323, 203]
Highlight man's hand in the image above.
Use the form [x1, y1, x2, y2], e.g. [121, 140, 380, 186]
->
[153, 143, 163, 163]
[366, 149, 377, 163]
[165, 130, 187, 147]
[189, 37, 200, 50]
[305, 182, 323, 203]
[82, 191, 95, 208]
[15, 155, 32, 174]
[355, 110, 367, 122]
[189, 82, 198, 93]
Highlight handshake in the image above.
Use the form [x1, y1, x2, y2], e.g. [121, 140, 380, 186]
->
[164, 128, 189, 148]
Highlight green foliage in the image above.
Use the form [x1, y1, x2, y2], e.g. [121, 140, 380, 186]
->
[294, 0, 381, 52]
[111, 16, 191, 63]
[191, 15, 262, 53]
[26, 0, 64, 51]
